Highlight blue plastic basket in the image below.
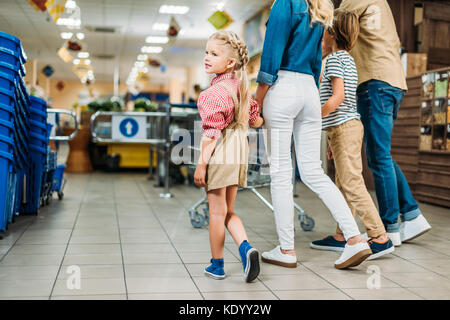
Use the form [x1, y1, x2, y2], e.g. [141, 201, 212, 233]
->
[0, 71, 15, 92]
[29, 118, 47, 135]
[30, 95, 46, 111]
[0, 47, 20, 68]
[52, 164, 66, 192]
[5, 170, 17, 223]
[0, 134, 14, 153]
[15, 77, 30, 108]
[29, 107, 47, 123]
[0, 117, 14, 138]
[13, 169, 24, 217]
[0, 150, 13, 231]
[0, 60, 18, 78]
[0, 86, 14, 107]
[0, 32, 21, 56]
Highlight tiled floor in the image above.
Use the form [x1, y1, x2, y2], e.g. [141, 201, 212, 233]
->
[0, 172, 449, 300]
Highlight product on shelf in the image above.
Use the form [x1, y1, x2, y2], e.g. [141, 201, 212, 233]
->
[435, 76, 448, 98]
[434, 112, 446, 124]
[432, 137, 445, 150]
[448, 106, 450, 123]
[420, 135, 432, 150]
[422, 73, 435, 99]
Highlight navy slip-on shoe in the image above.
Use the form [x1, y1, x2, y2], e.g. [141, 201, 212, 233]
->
[367, 239, 395, 260]
[310, 236, 346, 252]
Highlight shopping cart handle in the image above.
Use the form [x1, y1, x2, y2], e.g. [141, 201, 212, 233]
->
[47, 109, 79, 141]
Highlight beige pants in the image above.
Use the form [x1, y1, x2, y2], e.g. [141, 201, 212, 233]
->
[328, 119, 386, 238]
[206, 127, 248, 192]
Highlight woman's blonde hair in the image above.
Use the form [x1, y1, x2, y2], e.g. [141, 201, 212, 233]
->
[209, 31, 250, 129]
[307, 0, 334, 28]
[328, 10, 360, 51]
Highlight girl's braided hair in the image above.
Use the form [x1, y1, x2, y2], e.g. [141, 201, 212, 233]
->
[209, 31, 250, 129]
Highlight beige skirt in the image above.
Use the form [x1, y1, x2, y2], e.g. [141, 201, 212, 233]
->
[205, 127, 249, 192]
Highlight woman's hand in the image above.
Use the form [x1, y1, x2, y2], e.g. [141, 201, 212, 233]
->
[255, 83, 270, 112]
[194, 164, 207, 187]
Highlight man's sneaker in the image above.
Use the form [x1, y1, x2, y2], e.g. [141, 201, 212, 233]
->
[367, 239, 395, 260]
[238, 240, 260, 283]
[400, 214, 432, 242]
[204, 258, 226, 280]
[310, 235, 346, 252]
[387, 232, 402, 247]
[335, 242, 372, 269]
[261, 246, 297, 268]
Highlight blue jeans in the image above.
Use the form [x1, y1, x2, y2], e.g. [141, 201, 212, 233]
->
[357, 80, 421, 232]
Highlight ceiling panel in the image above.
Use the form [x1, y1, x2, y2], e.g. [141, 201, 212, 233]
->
[0, 0, 272, 83]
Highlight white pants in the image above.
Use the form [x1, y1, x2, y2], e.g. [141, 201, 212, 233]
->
[262, 71, 360, 250]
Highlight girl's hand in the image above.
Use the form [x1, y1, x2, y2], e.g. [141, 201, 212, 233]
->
[194, 164, 207, 187]
[249, 116, 264, 128]
[327, 146, 333, 160]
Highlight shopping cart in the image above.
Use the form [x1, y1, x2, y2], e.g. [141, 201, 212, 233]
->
[187, 127, 315, 231]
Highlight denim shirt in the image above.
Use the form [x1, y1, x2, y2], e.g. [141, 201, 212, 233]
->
[257, 0, 324, 88]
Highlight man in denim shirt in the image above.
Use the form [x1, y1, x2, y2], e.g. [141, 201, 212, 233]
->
[339, 0, 431, 245]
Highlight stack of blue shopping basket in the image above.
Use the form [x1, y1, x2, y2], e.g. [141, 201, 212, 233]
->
[0, 31, 58, 236]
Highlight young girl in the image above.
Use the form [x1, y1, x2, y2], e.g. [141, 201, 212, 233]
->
[310, 11, 395, 260]
[194, 31, 264, 282]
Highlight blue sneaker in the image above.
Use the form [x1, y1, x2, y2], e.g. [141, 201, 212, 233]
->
[367, 239, 395, 260]
[204, 258, 226, 280]
[310, 236, 346, 252]
[239, 241, 260, 283]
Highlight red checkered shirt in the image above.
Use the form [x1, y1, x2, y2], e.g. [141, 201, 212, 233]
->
[197, 72, 260, 139]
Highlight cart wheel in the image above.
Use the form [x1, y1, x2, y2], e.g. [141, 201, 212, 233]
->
[190, 210, 206, 228]
[58, 191, 64, 200]
[299, 215, 315, 231]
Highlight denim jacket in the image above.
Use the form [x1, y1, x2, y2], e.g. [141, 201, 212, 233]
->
[257, 0, 324, 88]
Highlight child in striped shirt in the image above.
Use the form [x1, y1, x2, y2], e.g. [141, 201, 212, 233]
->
[194, 31, 264, 282]
[311, 11, 395, 260]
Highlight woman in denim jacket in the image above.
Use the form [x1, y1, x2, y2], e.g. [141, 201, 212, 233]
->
[255, 0, 370, 269]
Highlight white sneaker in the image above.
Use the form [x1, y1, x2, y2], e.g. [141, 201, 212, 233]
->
[387, 232, 402, 247]
[400, 214, 431, 242]
[335, 242, 372, 269]
[261, 246, 297, 268]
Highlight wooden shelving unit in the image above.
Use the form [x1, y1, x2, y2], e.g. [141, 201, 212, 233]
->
[415, 67, 450, 207]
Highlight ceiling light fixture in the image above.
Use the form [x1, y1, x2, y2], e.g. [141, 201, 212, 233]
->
[145, 36, 169, 44]
[137, 54, 148, 61]
[78, 52, 89, 58]
[159, 5, 190, 15]
[56, 18, 81, 27]
[65, 0, 77, 9]
[76, 32, 85, 40]
[141, 46, 163, 54]
[73, 59, 80, 65]
[61, 32, 73, 39]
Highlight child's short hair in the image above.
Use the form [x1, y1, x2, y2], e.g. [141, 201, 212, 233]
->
[328, 10, 360, 51]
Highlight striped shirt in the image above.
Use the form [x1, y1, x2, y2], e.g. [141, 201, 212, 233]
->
[197, 72, 260, 139]
[320, 50, 360, 129]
